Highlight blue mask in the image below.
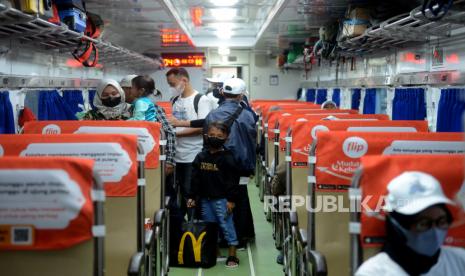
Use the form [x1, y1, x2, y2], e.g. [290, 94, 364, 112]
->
[391, 217, 448, 256]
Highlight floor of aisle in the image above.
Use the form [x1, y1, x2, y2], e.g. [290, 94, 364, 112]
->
[169, 182, 283, 276]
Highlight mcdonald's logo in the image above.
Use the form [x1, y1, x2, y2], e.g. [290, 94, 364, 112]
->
[178, 231, 207, 265]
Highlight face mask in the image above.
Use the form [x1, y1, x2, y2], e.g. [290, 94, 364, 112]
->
[391, 217, 448, 256]
[212, 88, 221, 98]
[207, 136, 226, 148]
[170, 87, 180, 97]
[101, 97, 121, 107]
[175, 82, 185, 95]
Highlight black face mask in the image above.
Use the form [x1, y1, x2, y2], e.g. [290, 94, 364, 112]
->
[101, 97, 121, 107]
[207, 136, 226, 148]
[212, 88, 221, 98]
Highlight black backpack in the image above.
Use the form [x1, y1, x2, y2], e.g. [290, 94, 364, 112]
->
[171, 93, 204, 116]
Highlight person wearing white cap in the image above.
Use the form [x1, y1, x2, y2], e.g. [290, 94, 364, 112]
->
[356, 171, 465, 276]
[120, 74, 138, 100]
[321, 100, 337, 110]
[205, 73, 235, 110]
[203, 77, 257, 248]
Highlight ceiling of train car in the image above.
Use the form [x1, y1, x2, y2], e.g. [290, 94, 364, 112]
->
[160, 0, 287, 48]
[83, 0, 376, 56]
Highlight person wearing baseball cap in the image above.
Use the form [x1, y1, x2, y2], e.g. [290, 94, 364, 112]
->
[356, 171, 465, 276]
[203, 77, 257, 249]
[205, 73, 235, 109]
[321, 100, 337, 110]
[120, 74, 138, 100]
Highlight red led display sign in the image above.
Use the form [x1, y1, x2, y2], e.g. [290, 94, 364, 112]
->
[162, 53, 205, 68]
[190, 7, 203, 27]
[161, 28, 193, 47]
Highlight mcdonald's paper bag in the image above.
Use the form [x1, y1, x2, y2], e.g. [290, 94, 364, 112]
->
[170, 220, 218, 268]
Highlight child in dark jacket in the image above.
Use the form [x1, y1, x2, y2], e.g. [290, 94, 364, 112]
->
[187, 121, 240, 268]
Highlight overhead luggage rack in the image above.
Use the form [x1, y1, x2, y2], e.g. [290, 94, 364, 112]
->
[338, 2, 465, 55]
[0, 2, 160, 70]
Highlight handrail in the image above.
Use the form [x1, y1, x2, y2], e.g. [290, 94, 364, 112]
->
[338, 2, 465, 55]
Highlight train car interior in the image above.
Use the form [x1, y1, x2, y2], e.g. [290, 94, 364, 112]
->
[1, 0, 465, 275]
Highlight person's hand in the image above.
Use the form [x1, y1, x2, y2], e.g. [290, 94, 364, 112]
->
[187, 199, 196, 208]
[226, 201, 235, 213]
[168, 116, 182, 127]
[165, 164, 174, 176]
[168, 116, 190, 127]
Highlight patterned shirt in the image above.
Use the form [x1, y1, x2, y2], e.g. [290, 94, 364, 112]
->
[154, 105, 176, 166]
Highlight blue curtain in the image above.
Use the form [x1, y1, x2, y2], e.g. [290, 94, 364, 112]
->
[363, 88, 377, 114]
[351, 89, 361, 110]
[306, 88, 316, 103]
[316, 89, 327, 104]
[38, 90, 77, 120]
[62, 90, 84, 115]
[88, 89, 97, 109]
[437, 88, 465, 132]
[392, 88, 426, 120]
[0, 91, 15, 134]
[332, 88, 341, 107]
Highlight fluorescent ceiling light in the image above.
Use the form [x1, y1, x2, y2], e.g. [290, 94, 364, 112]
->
[216, 30, 233, 39]
[216, 31, 232, 39]
[218, 47, 231, 56]
[210, 22, 236, 30]
[210, 0, 238, 7]
[211, 8, 237, 20]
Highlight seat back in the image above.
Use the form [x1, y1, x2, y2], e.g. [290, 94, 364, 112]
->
[0, 133, 139, 276]
[279, 113, 388, 153]
[312, 132, 464, 276]
[0, 157, 102, 276]
[24, 120, 163, 221]
[289, 120, 429, 234]
[353, 155, 465, 274]
[261, 102, 320, 120]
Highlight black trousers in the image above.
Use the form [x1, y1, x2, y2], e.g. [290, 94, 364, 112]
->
[233, 185, 255, 246]
[175, 162, 194, 219]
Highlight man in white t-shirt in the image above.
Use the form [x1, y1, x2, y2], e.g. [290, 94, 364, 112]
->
[166, 68, 213, 218]
[356, 171, 465, 276]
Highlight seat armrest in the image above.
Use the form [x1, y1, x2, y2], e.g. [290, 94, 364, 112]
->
[165, 196, 171, 209]
[297, 228, 307, 247]
[127, 252, 144, 276]
[145, 229, 154, 250]
[154, 209, 166, 226]
[289, 211, 298, 226]
[307, 249, 328, 276]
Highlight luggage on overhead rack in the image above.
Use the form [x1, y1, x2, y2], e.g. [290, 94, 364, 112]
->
[13, 0, 44, 15]
[71, 11, 103, 67]
[54, 0, 86, 33]
[41, 0, 53, 20]
[342, 7, 371, 39]
[47, 1, 61, 24]
[57, 7, 86, 32]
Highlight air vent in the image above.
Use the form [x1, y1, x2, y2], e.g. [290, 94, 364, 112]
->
[228, 56, 237, 62]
